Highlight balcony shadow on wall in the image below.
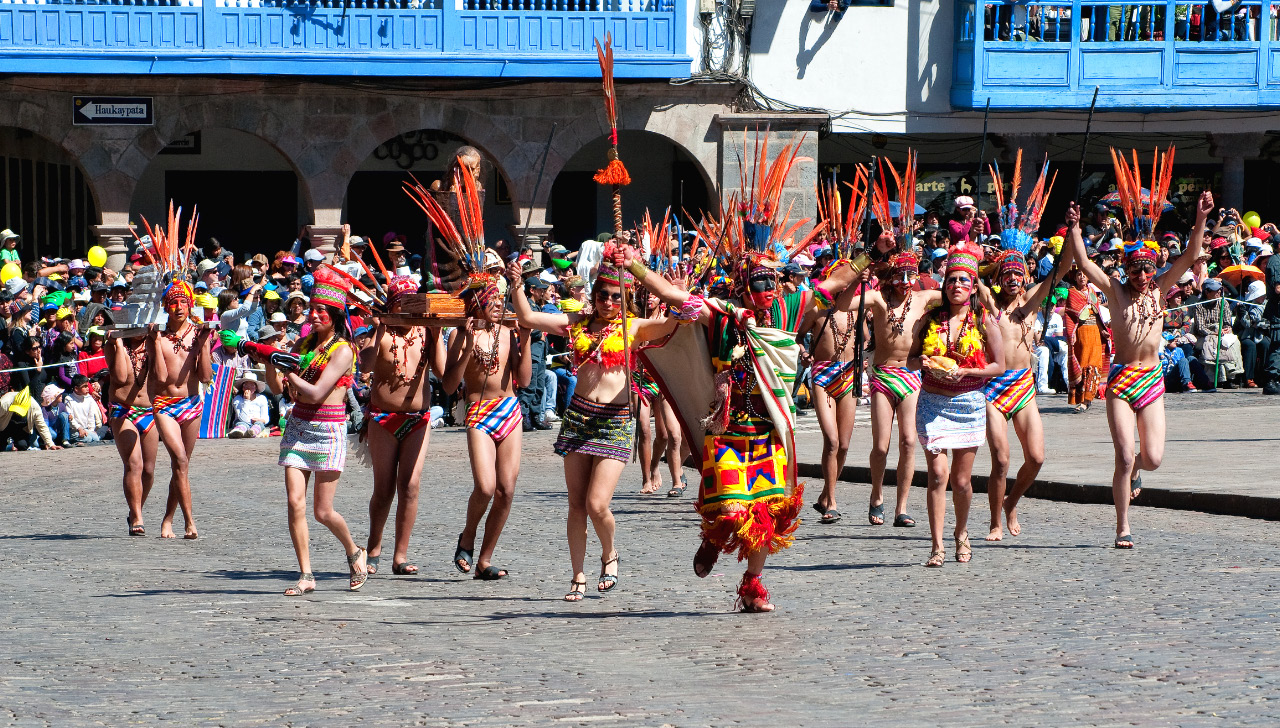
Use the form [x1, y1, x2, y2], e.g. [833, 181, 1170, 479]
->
[905, 0, 952, 131]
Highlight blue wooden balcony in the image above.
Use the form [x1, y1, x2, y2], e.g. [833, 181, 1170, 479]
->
[0, 0, 687, 78]
[954, 0, 1280, 109]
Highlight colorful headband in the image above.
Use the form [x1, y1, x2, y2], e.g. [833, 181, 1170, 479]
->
[310, 267, 350, 309]
[1123, 240, 1160, 264]
[996, 249, 1028, 277]
[889, 250, 920, 273]
[163, 280, 194, 307]
[945, 242, 982, 278]
[385, 275, 419, 305]
[595, 262, 634, 289]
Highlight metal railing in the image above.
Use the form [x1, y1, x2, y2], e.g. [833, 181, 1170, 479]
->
[978, 1, 1277, 43]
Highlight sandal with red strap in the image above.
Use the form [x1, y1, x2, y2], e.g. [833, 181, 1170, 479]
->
[735, 571, 775, 613]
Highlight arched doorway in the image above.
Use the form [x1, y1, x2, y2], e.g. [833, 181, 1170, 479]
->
[0, 126, 98, 262]
[131, 128, 304, 258]
[345, 130, 517, 255]
[549, 130, 712, 249]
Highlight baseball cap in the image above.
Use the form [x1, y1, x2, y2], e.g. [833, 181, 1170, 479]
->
[303, 249, 325, 263]
[526, 277, 548, 289]
[196, 259, 218, 276]
[91, 282, 109, 293]
[263, 289, 282, 301]
[954, 196, 976, 211]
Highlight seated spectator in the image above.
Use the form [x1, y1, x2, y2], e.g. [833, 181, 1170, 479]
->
[78, 326, 108, 383]
[65, 374, 107, 445]
[0, 387, 57, 451]
[39, 383, 72, 448]
[229, 373, 270, 439]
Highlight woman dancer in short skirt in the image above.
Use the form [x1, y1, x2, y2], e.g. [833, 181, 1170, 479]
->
[911, 242, 1006, 567]
[508, 257, 676, 601]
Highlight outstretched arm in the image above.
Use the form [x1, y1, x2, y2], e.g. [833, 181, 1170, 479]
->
[285, 344, 353, 402]
[1062, 201, 1112, 292]
[1158, 190, 1214, 291]
[512, 326, 533, 389]
[621, 248, 713, 321]
[1018, 208, 1078, 317]
[506, 263, 571, 336]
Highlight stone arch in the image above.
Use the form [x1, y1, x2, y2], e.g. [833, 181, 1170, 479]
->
[0, 124, 104, 261]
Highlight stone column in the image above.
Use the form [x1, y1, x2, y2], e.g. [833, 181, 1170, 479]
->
[92, 211, 134, 271]
[1208, 132, 1266, 211]
[507, 206, 551, 256]
[305, 208, 346, 258]
[715, 112, 827, 241]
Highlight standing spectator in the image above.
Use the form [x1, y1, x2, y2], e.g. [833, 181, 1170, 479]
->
[1192, 279, 1244, 388]
[1264, 244, 1280, 393]
[0, 229, 19, 265]
[518, 277, 554, 431]
[947, 196, 986, 246]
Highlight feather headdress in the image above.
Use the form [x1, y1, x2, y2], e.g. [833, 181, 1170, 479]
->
[1109, 145, 1175, 244]
[404, 166, 488, 292]
[132, 199, 199, 282]
[816, 164, 870, 261]
[883, 149, 918, 247]
[989, 149, 1058, 255]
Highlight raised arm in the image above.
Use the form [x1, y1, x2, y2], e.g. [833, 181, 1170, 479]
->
[621, 248, 713, 322]
[145, 325, 167, 384]
[1062, 201, 1112, 292]
[1018, 209, 1078, 317]
[812, 254, 870, 305]
[104, 334, 132, 384]
[975, 312, 1007, 379]
[440, 323, 473, 395]
[1158, 190, 1214, 291]
[506, 263, 571, 336]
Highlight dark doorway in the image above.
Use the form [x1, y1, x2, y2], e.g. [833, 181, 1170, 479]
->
[165, 171, 297, 257]
[346, 171, 445, 258]
[549, 171, 598, 249]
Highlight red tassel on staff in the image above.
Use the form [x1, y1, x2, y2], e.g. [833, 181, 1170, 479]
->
[593, 158, 631, 186]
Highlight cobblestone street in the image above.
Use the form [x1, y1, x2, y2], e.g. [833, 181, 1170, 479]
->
[2, 430, 1277, 726]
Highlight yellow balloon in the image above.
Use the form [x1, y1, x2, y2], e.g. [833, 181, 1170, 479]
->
[0, 262, 19, 284]
[1243, 211, 1262, 230]
[87, 245, 108, 268]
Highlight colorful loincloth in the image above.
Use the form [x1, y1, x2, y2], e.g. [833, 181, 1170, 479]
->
[554, 394, 633, 463]
[698, 416, 803, 561]
[1107, 363, 1165, 411]
[870, 365, 922, 406]
[983, 367, 1036, 420]
[632, 367, 661, 406]
[368, 406, 431, 442]
[279, 403, 347, 472]
[109, 402, 155, 434]
[811, 359, 858, 401]
[915, 390, 987, 453]
[152, 394, 203, 424]
[465, 396, 521, 443]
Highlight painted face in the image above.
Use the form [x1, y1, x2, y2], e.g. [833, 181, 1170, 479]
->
[890, 269, 917, 292]
[1000, 270, 1025, 292]
[307, 302, 333, 329]
[1125, 262, 1155, 289]
[944, 272, 973, 304]
[745, 274, 777, 311]
[593, 284, 623, 319]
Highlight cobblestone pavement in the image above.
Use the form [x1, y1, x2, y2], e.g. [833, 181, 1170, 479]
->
[2, 431, 1278, 727]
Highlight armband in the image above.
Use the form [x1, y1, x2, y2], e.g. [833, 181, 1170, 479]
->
[671, 295, 704, 324]
[627, 259, 650, 282]
[813, 286, 835, 311]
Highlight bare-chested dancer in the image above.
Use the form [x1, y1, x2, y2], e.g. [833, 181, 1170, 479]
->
[441, 274, 531, 580]
[105, 331, 158, 536]
[797, 267, 866, 525]
[146, 279, 212, 539]
[362, 276, 446, 577]
[977, 230, 1074, 541]
[844, 250, 940, 527]
[1063, 191, 1212, 548]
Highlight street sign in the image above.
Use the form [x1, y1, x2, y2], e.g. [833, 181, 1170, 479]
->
[72, 97, 153, 126]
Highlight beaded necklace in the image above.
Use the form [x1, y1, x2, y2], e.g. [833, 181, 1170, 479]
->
[163, 323, 193, 354]
[830, 309, 857, 356]
[127, 341, 148, 380]
[387, 326, 425, 389]
[299, 334, 348, 385]
[884, 289, 913, 337]
[1130, 283, 1165, 340]
[472, 324, 502, 376]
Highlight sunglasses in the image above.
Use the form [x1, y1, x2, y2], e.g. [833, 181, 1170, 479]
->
[594, 290, 623, 303]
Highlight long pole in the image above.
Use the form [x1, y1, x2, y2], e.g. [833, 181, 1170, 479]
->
[849, 155, 879, 389]
[519, 123, 558, 246]
[1214, 297, 1223, 389]
[975, 98, 991, 217]
[1038, 87, 1099, 345]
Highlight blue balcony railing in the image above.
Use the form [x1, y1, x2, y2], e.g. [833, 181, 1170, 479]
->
[0, 0, 688, 77]
[953, 0, 1280, 109]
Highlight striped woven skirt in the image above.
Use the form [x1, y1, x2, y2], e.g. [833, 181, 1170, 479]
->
[279, 403, 347, 472]
[915, 390, 987, 453]
[554, 394, 633, 463]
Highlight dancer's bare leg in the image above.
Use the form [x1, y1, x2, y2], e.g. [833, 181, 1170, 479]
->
[894, 391, 919, 521]
[1003, 399, 1045, 536]
[1105, 396, 1139, 544]
[984, 403, 1009, 541]
[563, 453, 594, 590]
[365, 423, 400, 567]
[585, 457, 625, 591]
[812, 384, 840, 513]
[476, 428, 521, 572]
[924, 448, 949, 564]
[637, 402, 658, 493]
[312, 470, 359, 555]
[950, 447, 977, 561]
[284, 468, 312, 574]
[113, 420, 144, 529]
[867, 390, 895, 524]
[156, 413, 199, 539]
[390, 424, 429, 568]
[659, 399, 684, 488]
